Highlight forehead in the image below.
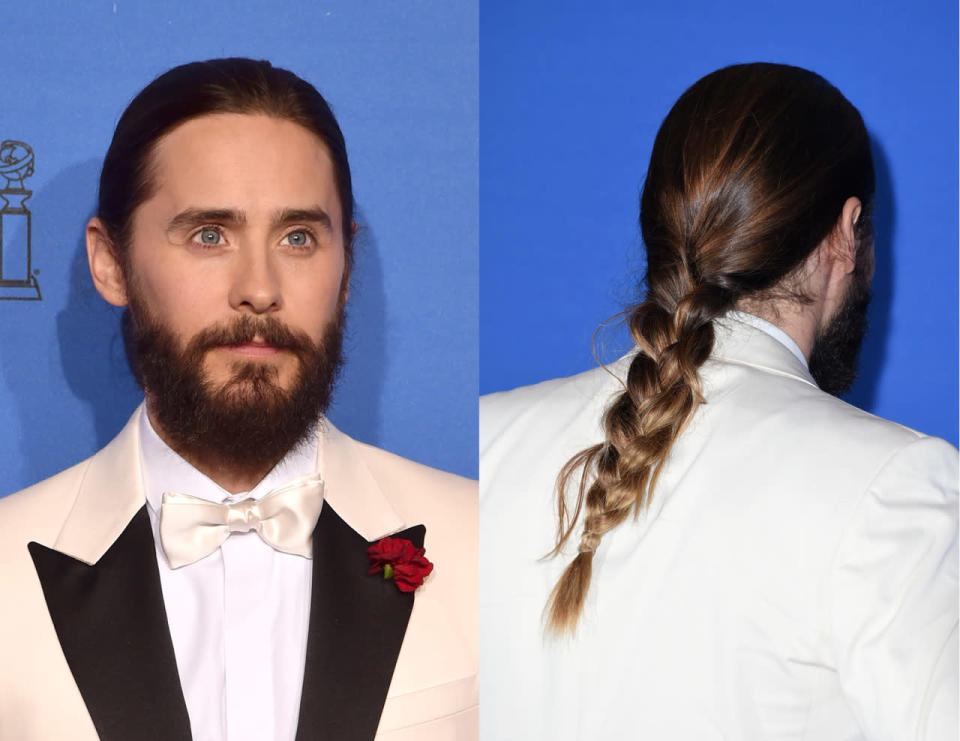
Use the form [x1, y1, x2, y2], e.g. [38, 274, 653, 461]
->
[146, 113, 342, 228]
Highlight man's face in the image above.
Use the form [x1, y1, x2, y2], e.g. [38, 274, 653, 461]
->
[808, 245, 872, 396]
[120, 113, 348, 469]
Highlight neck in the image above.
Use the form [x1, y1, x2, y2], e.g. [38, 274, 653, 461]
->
[145, 403, 279, 494]
[736, 240, 854, 361]
[735, 297, 828, 361]
[177, 456, 276, 495]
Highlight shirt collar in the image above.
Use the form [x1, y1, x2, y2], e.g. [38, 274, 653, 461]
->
[138, 410, 320, 515]
[724, 310, 808, 370]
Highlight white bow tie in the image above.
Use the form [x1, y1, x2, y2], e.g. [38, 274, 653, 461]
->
[159, 473, 325, 569]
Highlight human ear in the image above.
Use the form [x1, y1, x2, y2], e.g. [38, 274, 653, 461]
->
[340, 220, 358, 303]
[85, 217, 128, 307]
[830, 196, 862, 274]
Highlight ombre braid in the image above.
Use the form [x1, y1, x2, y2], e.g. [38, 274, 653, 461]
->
[545, 273, 733, 634]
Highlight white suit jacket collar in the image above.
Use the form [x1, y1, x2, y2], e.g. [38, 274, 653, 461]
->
[711, 313, 818, 389]
[52, 405, 406, 565]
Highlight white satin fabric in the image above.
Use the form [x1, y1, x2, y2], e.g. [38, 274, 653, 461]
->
[140, 413, 318, 741]
[159, 473, 325, 569]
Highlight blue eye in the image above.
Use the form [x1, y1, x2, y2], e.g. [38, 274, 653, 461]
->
[198, 228, 221, 245]
[283, 230, 312, 248]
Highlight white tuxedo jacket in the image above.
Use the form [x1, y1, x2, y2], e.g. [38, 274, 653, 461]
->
[0, 408, 477, 740]
[480, 315, 957, 741]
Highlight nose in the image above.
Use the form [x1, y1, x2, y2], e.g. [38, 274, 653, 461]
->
[228, 247, 281, 314]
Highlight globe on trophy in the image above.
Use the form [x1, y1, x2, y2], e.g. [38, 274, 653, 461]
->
[0, 139, 41, 300]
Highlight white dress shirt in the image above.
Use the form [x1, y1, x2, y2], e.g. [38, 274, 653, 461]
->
[139, 412, 318, 741]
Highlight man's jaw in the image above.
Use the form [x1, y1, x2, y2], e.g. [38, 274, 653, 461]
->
[123, 295, 345, 491]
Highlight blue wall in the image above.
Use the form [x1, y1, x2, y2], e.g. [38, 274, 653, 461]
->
[480, 0, 958, 447]
[0, 0, 478, 494]
[1, 0, 956, 492]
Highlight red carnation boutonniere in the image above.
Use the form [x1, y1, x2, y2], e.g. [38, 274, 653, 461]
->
[367, 536, 434, 593]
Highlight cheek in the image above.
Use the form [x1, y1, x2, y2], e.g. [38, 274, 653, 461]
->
[130, 262, 223, 339]
[284, 254, 347, 333]
[295, 274, 345, 334]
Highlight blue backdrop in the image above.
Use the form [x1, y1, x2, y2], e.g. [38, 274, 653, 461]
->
[0, 0, 478, 495]
[479, 0, 958, 447]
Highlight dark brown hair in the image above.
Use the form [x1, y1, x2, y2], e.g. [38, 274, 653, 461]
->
[545, 63, 875, 634]
[97, 57, 354, 266]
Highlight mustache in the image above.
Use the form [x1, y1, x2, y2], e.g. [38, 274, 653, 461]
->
[187, 315, 317, 357]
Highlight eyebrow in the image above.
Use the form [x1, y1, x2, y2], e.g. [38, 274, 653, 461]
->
[166, 206, 333, 232]
[274, 207, 332, 230]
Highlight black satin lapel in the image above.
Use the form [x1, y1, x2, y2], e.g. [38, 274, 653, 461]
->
[296, 505, 424, 741]
[28, 506, 192, 741]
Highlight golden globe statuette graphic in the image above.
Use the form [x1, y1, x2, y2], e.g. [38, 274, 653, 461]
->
[0, 140, 41, 300]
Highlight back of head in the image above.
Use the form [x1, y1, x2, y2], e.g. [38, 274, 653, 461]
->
[642, 62, 873, 311]
[546, 63, 875, 635]
[97, 57, 354, 271]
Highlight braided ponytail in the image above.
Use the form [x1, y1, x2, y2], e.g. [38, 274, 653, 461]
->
[545, 279, 733, 634]
[545, 63, 875, 634]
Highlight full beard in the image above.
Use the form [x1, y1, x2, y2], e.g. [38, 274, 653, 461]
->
[123, 297, 345, 478]
[808, 269, 871, 397]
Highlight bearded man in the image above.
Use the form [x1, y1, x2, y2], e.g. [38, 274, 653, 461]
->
[480, 63, 957, 740]
[0, 58, 476, 741]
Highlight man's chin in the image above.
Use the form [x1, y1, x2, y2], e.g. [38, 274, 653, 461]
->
[146, 387, 319, 477]
[202, 355, 299, 394]
[150, 349, 335, 472]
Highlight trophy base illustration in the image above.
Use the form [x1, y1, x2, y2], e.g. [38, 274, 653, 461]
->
[0, 276, 41, 300]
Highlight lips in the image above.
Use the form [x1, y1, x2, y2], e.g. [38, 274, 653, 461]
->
[192, 316, 313, 361]
[222, 338, 282, 358]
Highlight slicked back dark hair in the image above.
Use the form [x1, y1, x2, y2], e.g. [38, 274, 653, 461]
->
[97, 57, 354, 268]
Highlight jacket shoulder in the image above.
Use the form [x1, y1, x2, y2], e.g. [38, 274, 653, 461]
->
[352, 441, 477, 528]
[711, 356, 938, 456]
[481, 359, 628, 449]
[0, 459, 92, 552]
